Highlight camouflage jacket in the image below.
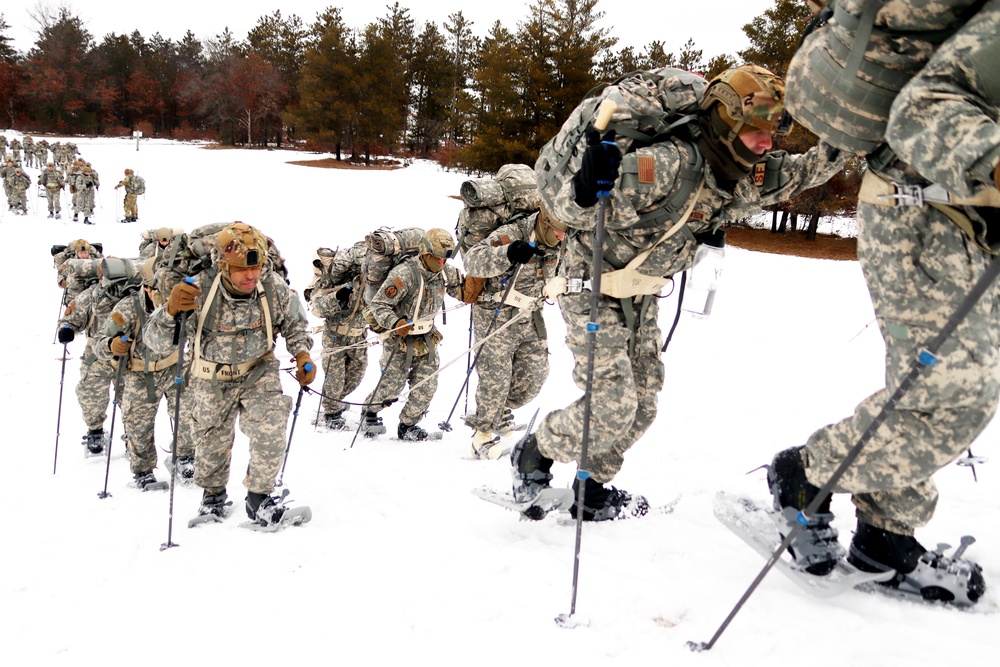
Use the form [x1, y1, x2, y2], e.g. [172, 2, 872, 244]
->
[39, 170, 65, 190]
[93, 289, 177, 370]
[883, 2, 1000, 198]
[538, 111, 847, 282]
[6, 172, 29, 190]
[59, 282, 129, 363]
[368, 257, 464, 336]
[309, 241, 368, 330]
[73, 171, 98, 191]
[145, 267, 313, 366]
[463, 213, 559, 307]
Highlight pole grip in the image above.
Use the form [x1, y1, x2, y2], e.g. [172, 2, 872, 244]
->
[594, 99, 617, 132]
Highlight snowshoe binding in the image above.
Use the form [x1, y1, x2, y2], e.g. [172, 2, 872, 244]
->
[568, 476, 649, 521]
[361, 411, 386, 437]
[188, 489, 233, 527]
[471, 430, 506, 460]
[82, 429, 106, 457]
[323, 412, 348, 431]
[243, 488, 312, 532]
[767, 446, 845, 575]
[397, 421, 428, 441]
[133, 470, 168, 492]
[848, 523, 986, 606]
[510, 431, 555, 520]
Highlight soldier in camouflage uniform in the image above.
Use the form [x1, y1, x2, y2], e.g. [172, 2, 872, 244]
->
[8, 137, 21, 162]
[39, 163, 66, 218]
[34, 139, 49, 169]
[115, 168, 143, 222]
[146, 222, 315, 525]
[462, 208, 564, 459]
[0, 135, 6, 159]
[6, 167, 30, 215]
[768, 0, 993, 602]
[520, 64, 847, 521]
[362, 228, 467, 441]
[73, 164, 98, 224]
[93, 259, 196, 490]
[57, 262, 140, 455]
[306, 241, 370, 430]
[1, 158, 15, 207]
[23, 136, 34, 168]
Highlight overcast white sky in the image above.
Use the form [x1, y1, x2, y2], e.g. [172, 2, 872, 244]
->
[3, 0, 775, 61]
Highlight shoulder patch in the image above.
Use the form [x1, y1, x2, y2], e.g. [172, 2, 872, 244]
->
[393, 277, 405, 290]
[499, 234, 511, 245]
[111, 312, 126, 326]
[753, 162, 766, 188]
[637, 155, 655, 184]
[385, 285, 398, 298]
[689, 211, 705, 222]
[64, 302, 76, 316]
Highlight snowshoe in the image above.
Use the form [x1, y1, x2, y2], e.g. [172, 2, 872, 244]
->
[397, 421, 429, 441]
[324, 412, 348, 431]
[72, 213, 78, 221]
[471, 430, 507, 460]
[510, 431, 554, 520]
[361, 411, 386, 437]
[767, 446, 844, 575]
[82, 429, 106, 457]
[55, 213, 61, 220]
[243, 488, 312, 532]
[568, 476, 649, 521]
[133, 470, 168, 492]
[188, 490, 233, 527]
[848, 523, 986, 606]
[83, 216, 92, 225]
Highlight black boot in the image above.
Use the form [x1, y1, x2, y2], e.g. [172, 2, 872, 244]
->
[83, 428, 105, 454]
[569, 476, 649, 521]
[133, 470, 158, 490]
[197, 489, 231, 517]
[510, 433, 553, 505]
[397, 421, 428, 441]
[767, 446, 844, 575]
[323, 412, 347, 430]
[849, 522, 986, 605]
[362, 411, 386, 436]
[246, 491, 286, 526]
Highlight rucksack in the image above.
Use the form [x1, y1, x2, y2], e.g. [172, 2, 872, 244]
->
[132, 174, 146, 195]
[360, 227, 425, 305]
[455, 164, 542, 256]
[535, 67, 707, 233]
[58, 258, 102, 294]
[785, 0, 985, 157]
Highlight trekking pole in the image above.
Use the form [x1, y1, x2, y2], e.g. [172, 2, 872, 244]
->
[161, 288, 194, 552]
[556, 98, 618, 629]
[115, 193, 119, 223]
[349, 341, 400, 449]
[690, 254, 1000, 652]
[98, 347, 128, 499]
[276, 379, 311, 487]
[53, 341, 71, 475]
[437, 266, 520, 432]
[463, 309, 473, 417]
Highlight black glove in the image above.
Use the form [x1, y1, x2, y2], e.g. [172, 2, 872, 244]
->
[506, 240, 544, 265]
[572, 128, 622, 208]
[86, 182, 93, 189]
[336, 285, 352, 309]
[58, 326, 75, 344]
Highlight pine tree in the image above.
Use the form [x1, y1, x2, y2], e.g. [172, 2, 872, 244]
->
[409, 21, 452, 155]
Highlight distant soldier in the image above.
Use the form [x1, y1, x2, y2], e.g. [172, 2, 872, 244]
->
[23, 136, 34, 168]
[73, 165, 98, 224]
[35, 139, 49, 167]
[7, 167, 30, 215]
[39, 163, 66, 219]
[0, 134, 7, 159]
[8, 137, 21, 162]
[115, 168, 145, 222]
[1, 158, 15, 206]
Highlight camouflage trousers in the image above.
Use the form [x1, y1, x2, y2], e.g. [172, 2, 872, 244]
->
[804, 201, 1000, 535]
[320, 328, 368, 415]
[76, 351, 115, 431]
[123, 193, 137, 219]
[187, 358, 292, 495]
[9, 188, 27, 211]
[365, 336, 440, 426]
[46, 188, 61, 213]
[464, 305, 549, 432]
[536, 292, 664, 483]
[76, 188, 95, 216]
[121, 367, 195, 475]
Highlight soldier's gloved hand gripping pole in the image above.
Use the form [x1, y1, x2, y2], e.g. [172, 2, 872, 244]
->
[557, 98, 619, 629]
[161, 277, 199, 551]
[276, 356, 315, 487]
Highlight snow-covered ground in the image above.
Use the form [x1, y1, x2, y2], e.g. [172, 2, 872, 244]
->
[1, 133, 996, 665]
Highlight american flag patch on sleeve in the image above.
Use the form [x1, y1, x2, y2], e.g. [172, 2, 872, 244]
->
[637, 155, 655, 184]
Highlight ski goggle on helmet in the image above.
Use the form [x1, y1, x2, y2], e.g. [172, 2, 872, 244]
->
[216, 222, 269, 271]
[419, 228, 456, 260]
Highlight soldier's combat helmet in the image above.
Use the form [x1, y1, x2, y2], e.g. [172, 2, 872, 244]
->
[534, 205, 567, 248]
[419, 228, 455, 260]
[216, 222, 269, 272]
[699, 64, 786, 178]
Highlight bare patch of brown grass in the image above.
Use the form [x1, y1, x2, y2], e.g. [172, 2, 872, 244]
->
[724, 226, 857, 261]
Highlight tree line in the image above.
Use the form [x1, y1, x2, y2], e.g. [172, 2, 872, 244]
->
[0, 0, 860, 235]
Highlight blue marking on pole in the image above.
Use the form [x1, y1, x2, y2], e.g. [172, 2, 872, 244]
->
[174, 377, 183, 384]
[586, 322, 599, 332]
[576, 470, 591, 480]
[304, 362, 314, 372]
[184, 276, 195, 284]
[917, 350, 938, 366]
[795, 511, 809, 526]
